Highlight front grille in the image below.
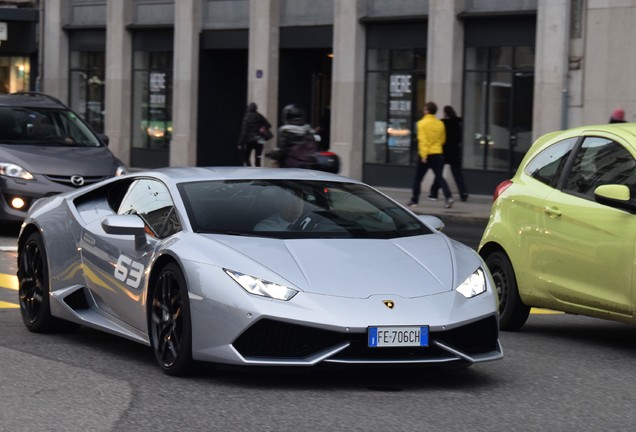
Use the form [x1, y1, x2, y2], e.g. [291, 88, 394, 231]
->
[233, 319, 345, 358]
[44, 174, 110, 188]
[232, 316, 499, 361]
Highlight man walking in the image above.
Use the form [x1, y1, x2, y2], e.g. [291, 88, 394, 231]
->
[407, 101, 454, 208]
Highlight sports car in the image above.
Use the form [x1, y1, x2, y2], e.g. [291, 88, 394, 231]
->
[18, 167, 502, 375]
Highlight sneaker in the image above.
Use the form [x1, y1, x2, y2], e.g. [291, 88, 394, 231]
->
[444, 198, 455, 208]
[407, 201, 418, 207]
[426, 195, 438, 201]
[461, 193, 469, 202]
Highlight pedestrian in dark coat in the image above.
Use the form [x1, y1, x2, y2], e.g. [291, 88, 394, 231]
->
[238, 102, 272, 166]
[277, 104, 318, 169]
[429, 105, 469, 202]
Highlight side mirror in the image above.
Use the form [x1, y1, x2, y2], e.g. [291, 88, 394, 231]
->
[594, 184, 634, 213]
[418, 215, 445, 231]
[101, 215, 147, 249]
[98, 133, 110, 146]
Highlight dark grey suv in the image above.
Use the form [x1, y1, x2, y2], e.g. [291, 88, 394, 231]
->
[0, 92, 127, 221]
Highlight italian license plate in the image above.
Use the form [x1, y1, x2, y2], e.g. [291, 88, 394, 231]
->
[368, 326, 429, 348]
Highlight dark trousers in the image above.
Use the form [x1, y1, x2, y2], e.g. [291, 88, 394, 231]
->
[243, 141, 264, 166]
[430, 162, 468, 198]
[410, 154, 452, 204]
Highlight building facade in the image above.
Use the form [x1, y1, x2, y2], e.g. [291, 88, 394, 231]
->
[32, 0, 636, 193]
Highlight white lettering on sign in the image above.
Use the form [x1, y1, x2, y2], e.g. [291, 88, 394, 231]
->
[390, 100, 412, 113]
[149, 72, 166, 93]
[114, 255, 145, 289]
[390, 75, 412, 96]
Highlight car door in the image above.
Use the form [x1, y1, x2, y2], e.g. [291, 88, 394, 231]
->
[80, 178, 181, 331]
[541, 136, 636, 316]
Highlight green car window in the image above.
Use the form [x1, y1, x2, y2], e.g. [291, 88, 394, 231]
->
[564, 137, 636, 199]
[524, 137, 577, 187]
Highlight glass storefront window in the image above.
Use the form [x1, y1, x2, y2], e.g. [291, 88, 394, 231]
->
[0, 57, 30, 94]
[132, 51, 173, 151]
[364, 48, 426, 166]
[70, 51, 105, 133]
[367, 49, 389, 71]
[463, 46, 535, 173]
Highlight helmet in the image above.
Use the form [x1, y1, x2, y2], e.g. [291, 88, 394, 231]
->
[282, 104, 306, 126]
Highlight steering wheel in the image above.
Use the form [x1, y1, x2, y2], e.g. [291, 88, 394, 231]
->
[291, 213, 321, 231]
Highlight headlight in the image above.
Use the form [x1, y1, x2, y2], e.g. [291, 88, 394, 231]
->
[225, 269, 298, 301]
[0, 163, 34, 180]
[115, 165, 127, 176]
[456, 268, 487, 298]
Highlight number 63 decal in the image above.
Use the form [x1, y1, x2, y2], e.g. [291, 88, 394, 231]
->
[114, 255, 145, 288]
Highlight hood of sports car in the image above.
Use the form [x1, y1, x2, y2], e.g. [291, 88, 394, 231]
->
[210, 234, 455, 299]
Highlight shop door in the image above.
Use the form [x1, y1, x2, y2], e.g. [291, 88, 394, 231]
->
[466, 70, 533, 175]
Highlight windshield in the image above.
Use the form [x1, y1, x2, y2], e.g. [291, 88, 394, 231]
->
[178, 180, 432, 239]
[0, 107, 102, 147]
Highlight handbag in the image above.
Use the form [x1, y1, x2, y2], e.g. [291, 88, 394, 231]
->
[259, 126, 273, 141]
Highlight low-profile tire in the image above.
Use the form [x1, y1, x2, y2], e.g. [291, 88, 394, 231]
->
[485, 251, 530, 331]
[18, 232, 76, 333]
[149, 263, 195, 376]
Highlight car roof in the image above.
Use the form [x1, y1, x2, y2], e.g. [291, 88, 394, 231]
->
[0, 92, 67, 109]
[131, 166, 359, 184]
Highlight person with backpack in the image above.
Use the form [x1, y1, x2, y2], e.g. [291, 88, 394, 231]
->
[277, 104, 318, 169]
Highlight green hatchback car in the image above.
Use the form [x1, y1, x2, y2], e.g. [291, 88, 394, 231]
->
[479, 123, 636, 330]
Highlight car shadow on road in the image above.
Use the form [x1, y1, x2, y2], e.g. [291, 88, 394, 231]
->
[509, 313, 636, 355]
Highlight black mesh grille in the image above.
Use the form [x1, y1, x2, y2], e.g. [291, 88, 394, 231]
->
[435, 315, 500, 354]
[232, 316, 499, 361]
[233, 319, 346, 358]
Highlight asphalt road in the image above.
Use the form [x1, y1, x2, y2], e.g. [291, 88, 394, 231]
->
[1, 221, 635, 431]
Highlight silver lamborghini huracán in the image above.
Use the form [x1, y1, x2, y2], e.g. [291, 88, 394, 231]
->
[17, 167, 502, 375]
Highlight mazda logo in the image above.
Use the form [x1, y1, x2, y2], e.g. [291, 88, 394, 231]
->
[71, 175, 85, 187]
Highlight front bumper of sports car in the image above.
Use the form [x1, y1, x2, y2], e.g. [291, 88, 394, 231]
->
[185, 262, 503, 367]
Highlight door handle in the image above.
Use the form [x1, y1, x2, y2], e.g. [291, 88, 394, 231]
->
[544, 206, 562, 218]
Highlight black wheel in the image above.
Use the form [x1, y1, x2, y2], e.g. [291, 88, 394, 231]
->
[485, 251, 530, 331]
[150, 263, 194, 376]
[18, 232, 74, 332]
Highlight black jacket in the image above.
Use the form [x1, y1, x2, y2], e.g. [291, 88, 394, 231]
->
[238, 111, 271, 146]
[442, 116, 463, 165]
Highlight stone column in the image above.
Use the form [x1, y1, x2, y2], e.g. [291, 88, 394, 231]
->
[40, 0, 70, 100]
[331, 0, 366, 180]
[427, 0, 464, 110]
[170, 0, 200, 167]
[248, 0, 280, 166]
[425, 0, 465, 194]
[533, 0, 570, 138]
[104, 0, 133, 166]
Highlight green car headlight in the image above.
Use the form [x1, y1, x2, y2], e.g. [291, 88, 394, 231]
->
[225, 269, 298, 301]
[456, 268, 487, 298]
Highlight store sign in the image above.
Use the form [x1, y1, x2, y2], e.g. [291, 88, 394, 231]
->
[388, 74, 413, 152]
[149, 71, 166, 108]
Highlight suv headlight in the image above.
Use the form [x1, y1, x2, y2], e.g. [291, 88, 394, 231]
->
[456, 268, 487, 298]
[225, 269, 298, 301]
[115, 165, 127, 176]
[0, 163, 34, 180]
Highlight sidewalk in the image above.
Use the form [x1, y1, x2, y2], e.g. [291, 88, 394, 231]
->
[375, 187, 493, 224]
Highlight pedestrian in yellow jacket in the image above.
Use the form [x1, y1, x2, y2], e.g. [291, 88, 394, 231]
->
[408, 101, 454, 208]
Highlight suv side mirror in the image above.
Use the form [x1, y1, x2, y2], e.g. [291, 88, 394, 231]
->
[98, 133, 110, 146]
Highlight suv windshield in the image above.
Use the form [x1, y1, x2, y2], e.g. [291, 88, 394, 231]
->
[0, 106, 102, 147]
[179, 180, 433, 239]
